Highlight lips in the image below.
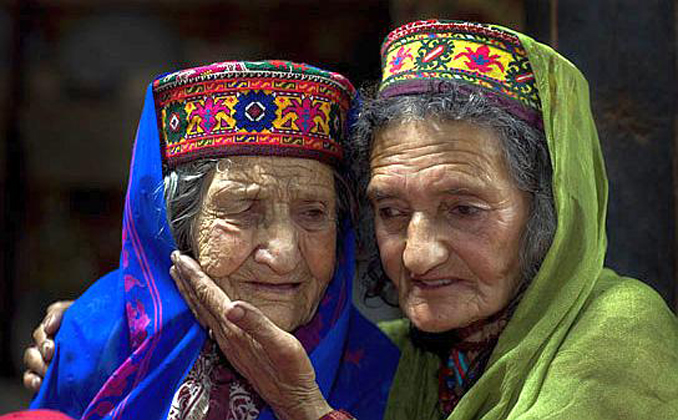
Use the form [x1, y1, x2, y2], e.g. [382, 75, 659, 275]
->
[245, 281, 302, 293]
[412, 278, 461, 290]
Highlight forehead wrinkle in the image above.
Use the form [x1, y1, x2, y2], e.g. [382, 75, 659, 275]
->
[210, 160, 334, 201]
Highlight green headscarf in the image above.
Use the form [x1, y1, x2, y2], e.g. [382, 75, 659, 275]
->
[379, 27, 678, 420]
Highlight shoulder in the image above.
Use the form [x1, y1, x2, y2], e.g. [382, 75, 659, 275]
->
[565, 268, 678, 357]
[582, 269, 677, 329]
[542, 270, 678, 418]
[31, 270, 129, 418]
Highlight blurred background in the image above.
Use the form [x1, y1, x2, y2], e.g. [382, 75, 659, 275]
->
[0, 0, 675, 412]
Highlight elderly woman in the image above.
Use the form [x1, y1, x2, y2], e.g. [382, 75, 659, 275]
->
[353, 19, 678, 419]
[26, 20, 678, 420]
[28, 61, 399, 420]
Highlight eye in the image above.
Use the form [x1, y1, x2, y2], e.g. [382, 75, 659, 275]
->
[377, 206, 406, 219]
[295, 204, 332, 231]
[302, 207, 326, 220]
[211, 200, 261, 227]
[449, 204, 483, 217]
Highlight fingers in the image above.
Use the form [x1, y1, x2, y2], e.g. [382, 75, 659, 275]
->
[170, 252, 238, 341]
[24, 346, 48, 377]
[44, 300, 74, 335]
[31, 321, 54, 362]
[23, 370, 42, 393]
[227, 301, 284, 349]
[172, 252, 233, 316]
[32, 322, 47, 349]
[171, 265, 222, 334]
[40, 340, 55, 362]
[170, 266, 202, 323]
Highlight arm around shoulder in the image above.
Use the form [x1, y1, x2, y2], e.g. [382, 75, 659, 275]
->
[31, 270, 129, 419]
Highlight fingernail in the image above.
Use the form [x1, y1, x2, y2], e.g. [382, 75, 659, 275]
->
[42, 341, 52, 357]
[227, 304, 245, 322]
[171, 251, 179, 263]
[44, 314, 54, 330]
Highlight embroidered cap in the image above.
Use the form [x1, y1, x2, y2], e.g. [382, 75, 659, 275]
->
[379, 19, 541, 124]
[153, 60, 356, 170]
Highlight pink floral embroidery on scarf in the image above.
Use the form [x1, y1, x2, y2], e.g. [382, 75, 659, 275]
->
[126, 299, 150, 349]
[124, 275, 143, 292]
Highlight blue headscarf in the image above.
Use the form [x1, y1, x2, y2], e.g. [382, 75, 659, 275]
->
[31, 84, 400, 420]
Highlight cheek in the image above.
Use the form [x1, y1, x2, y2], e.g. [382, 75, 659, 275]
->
[374, 226, 403, 282]
[195, 216, 253, 277]
[302, 230, 337, 288]
[455, 217, 524, 294]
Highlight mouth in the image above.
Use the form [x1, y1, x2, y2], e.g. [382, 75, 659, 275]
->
[245, 282, 302, 293]
[412, 278, 462, 290]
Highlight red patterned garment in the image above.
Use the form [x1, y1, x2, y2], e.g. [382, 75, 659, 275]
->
[318, 410, 356, 420]
[168, 341, 264, 420]
[438, 310, 509, 416]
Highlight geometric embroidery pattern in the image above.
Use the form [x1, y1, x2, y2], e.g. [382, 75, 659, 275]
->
[379, 19, 541, 114]
[153, 60, 355, 170]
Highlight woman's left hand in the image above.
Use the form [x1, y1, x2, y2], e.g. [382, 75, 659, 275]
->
[170, 252, 333, 420]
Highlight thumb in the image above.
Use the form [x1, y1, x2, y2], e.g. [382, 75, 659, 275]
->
[227, 301, 285, 348]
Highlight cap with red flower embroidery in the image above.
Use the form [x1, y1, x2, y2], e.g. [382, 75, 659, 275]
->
[379, 19, 541, 124]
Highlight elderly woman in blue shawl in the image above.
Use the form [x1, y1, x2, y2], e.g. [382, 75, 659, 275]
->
[28, 60, 399, 420]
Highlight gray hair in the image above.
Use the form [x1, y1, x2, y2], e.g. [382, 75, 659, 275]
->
[351, 84, 556, 304]
[163, 158, 356, 257]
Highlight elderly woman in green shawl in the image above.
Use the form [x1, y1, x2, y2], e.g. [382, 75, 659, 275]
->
[25, 19, 678, 419]
[350, 19, 678, 419]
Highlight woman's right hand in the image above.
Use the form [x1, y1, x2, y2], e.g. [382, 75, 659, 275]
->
[170, 252, 334, 420]
[23, 300, 73, 392]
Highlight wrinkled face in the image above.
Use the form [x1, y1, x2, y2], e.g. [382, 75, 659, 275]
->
[194, 156, 337, 332]
[368, 120, 530, 333]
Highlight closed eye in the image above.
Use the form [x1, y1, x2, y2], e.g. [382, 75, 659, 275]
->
[378, 206, 407, 219]
[295, 204, 333, 231]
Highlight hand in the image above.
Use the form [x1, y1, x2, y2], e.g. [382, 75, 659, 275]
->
[23, 300, 74, 392]
[170, 251, 333, 420]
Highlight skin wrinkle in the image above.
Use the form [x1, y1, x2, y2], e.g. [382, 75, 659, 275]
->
[192, 156, 337, 332]
[368, 120, 531, 333]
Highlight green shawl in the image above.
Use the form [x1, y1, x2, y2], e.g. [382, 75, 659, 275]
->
[379, 29, 678, 420]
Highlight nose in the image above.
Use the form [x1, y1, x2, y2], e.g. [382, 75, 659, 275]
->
[253, 214, 301, 274]
[402, 213, 449, 276]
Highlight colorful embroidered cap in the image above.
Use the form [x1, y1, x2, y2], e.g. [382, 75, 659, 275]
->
[379, 19, 542, 124]
[153, 60, 356, 170]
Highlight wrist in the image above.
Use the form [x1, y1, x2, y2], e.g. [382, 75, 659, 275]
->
[274, 388, 332, 420]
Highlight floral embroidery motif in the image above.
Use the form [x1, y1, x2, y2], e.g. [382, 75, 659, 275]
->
[388, 46, 413, 73]
[189, 96, 231, 134]
[228, 382, 260, 420]
[454, 45, 505, 73]
[126, 299, 150, 349]
[124, 274, 143, 292]
[282, 96, 325, 135]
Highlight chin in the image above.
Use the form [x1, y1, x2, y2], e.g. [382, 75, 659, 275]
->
[262, 307, 313, 332]
[265, 313, 297, 332]
[405, 303, 477, 333]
